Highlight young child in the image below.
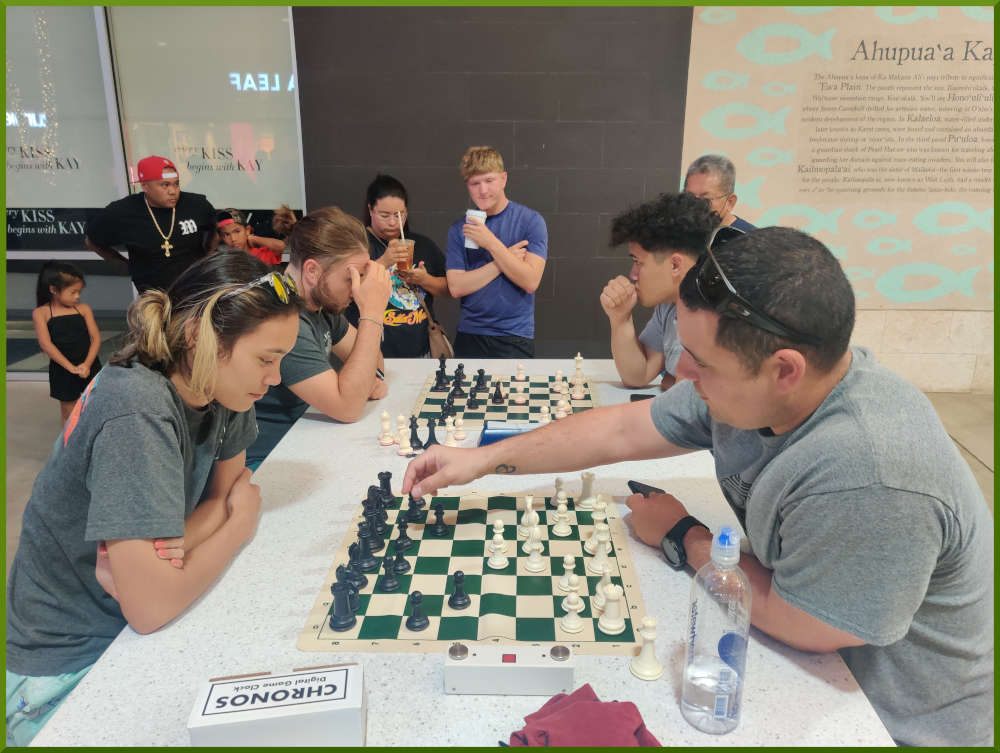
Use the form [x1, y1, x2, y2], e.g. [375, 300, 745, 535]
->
[32, 261, 103, 424]
[215, 208, 283, 266]
[6, 251, 301, 746]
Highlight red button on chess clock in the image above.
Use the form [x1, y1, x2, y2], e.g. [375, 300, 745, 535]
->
[502, 653, 517, 663]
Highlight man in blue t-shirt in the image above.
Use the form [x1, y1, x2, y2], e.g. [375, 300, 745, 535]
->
[683, 154, 756, 247]
[445, 146, 547, 358]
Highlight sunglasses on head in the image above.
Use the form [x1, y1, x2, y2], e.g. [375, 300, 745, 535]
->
[694, 240, 822, 348]
[219, 272, 297, 305]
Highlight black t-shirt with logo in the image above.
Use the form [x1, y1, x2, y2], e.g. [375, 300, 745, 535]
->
[86, 192, 216, 292]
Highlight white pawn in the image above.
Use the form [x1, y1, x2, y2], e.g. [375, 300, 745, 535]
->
[492, 519, 507, 552]
[523, 526, 546, 572]
[560, 378, 570, 396]
[444, 416, 457, 447]
[560, 572, 583, 613]
[378, 410, 394, 445]
[583, 501, 607, 554]
[571, 381, 585, 401]
[553, 369, 563, 386]
[522, 517, 543, 555]
[487, 532, 509, 569]
[539, 405, 551, 423]
[514, 362, 527, 382]
[592, 562, 611, 611]
[513, 383, 527, 405]
[597, 583, 626, 635]
[576, 471, 596, 511]
[630, 616, 664, 681]
[518, 495, 537, 539]
[555, 399, 570, 419]
[552, 498, 572, 537]
[397, 426, 413, 456]
[586, 524, 611, 575]
[560, 576, 585, 634]
[557, 555, 576, 592]
[396, 414, 407, 444]
[454, 416, 466, 441]
[554, 477, 564, 498]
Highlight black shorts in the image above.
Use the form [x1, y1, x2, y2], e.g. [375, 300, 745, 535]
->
[454, 332, 534, 359]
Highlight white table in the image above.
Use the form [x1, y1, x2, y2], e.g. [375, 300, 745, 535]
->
[32, 358, 893, 746]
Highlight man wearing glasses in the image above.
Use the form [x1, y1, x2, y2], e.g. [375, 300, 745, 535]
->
[600, 192, 718, 391]
[683, 154, 756, 247]
[403, 227, 993, 748]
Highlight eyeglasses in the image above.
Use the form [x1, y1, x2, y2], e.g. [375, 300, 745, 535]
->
[692, 192, 731, 203]
[693, 239, 822, 347]
[219, 272, 297, 305]
[373, 210, 406, 222]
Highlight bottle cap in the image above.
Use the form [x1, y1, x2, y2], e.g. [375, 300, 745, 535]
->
[711, 525, 741, 566]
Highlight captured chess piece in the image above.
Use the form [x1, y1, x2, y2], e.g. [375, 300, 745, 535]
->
[405, 590, 430, 632]
[378, 410, 394, 446]
[397, 425, 413, 456]
[576, 471, 596, 511]
[430, 503, 449, 537]
[408, 416, 424, 451]
[630, 616, 664, 681]
[448, 570, 471, 610]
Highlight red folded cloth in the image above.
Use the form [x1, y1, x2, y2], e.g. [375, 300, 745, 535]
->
[509, 683, 661, 747]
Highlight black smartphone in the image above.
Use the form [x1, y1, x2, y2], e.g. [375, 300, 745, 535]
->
[629, 393, 656, 402]
[627, 480, 665, 497]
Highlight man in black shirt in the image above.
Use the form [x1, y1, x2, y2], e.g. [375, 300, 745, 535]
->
[85, 156, 216, 292]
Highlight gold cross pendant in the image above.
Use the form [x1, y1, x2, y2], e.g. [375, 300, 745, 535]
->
[161, 239, 173, 257]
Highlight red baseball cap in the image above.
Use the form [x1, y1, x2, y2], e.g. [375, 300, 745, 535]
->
[134, 155, 178, 183]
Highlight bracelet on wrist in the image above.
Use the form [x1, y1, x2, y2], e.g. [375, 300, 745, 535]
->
[358, 316, 383, 328]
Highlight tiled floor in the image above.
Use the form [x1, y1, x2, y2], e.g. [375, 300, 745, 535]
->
[4, 380, 993, 573]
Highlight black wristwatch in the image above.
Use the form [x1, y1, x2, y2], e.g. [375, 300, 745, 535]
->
[660, 516, 709, 571]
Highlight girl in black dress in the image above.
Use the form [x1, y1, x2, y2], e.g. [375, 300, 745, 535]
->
[31, 262, 103, 424]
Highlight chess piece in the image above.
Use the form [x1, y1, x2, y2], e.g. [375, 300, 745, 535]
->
[378, 411, 394, 446]
[346, 544, 369, 589]
[539, 405, 551, 423]
[630, 616, 664, 681]
[448, 570, 471, 610]
[408, 416, 424, 451]
[571, 382, 585, 401]
[449, 378, 466, 399]
[553, 369, 563, 389]
[405, 591, 430, 632]
[454, 416, 466, 441]
[517, 495, 536, 539]
[597, 583, 626, 635]
[551, 498, 572, 537]
[424, 418, 440, 448]
[554, 477, 564, 498]
[391, 542, 411, 574]
[492, 519, 508, 552]
[396, 414, 406, 443]
[592, 562, 612, 612]
[583, 501, 608, 555]
[420, 493, 432, 510]
[559, 575, 585, 634]
[513, 363, 527, 382]
[491, 381, 505, 405]
[438, 354, 448, 373]
[523, 526, 546, 572]
[512, 383, 527, 405]
[334, 565, 360, 613]
[328, 582, 357, 631]
[577, 471, 596, 511]
[560, 572, 584, 614]
[557, 555, 576, 592]
[586, 524, 612, 575]
[378, 554, 400, 592]
[430, 504, 448, 536]
[453, 363, 466, 386]
[395, 518, 413, 552]
[444, 416, 457, 447]
[555, 399, 570, 419]
[378, 471, 393, 501]
[475, 368, 489, 391]
[487, 532, 509, 569]
[356, 522, 378, 572]
[406, 493, 423, 522]
[466, 388, 480, 411]
[397, 426, 413, 456]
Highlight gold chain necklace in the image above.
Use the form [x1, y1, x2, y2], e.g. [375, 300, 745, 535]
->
[145, 197, 176, 257]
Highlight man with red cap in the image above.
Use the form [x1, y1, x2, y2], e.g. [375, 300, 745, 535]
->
[85, 156, 216, 293]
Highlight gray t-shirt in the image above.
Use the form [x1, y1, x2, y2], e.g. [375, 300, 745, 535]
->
[247, 307, 350, 464]
[638, 302, 682, 377]
[6, 362, 257, 676]
[650, 347, 993, 747]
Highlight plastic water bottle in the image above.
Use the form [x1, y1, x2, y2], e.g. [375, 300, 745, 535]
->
[680, 525, 751, 734]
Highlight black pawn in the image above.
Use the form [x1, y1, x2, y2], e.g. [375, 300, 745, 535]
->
[347, 543, 369, 589]
[448, 570, 471, 610]
[406, 493, 423, 522]
[392, 544, 411, 574]
[424, 419, 440, 448]
[364, 511, 385, 552]
[408, 416, 424, 450]
[334, 566, 360, 612]
[476, 368, 488, 391]
[356, 522, 379, 572]
[491, 381, 505, 405]
[405, 590, 430, 632]
[378, 555, 399, 592]
[466, 388, 480, 411]
[329, 582, 357, 631]
[450, 380, 466, 399]
[430, 503, 448, 537]
[395, 518, 413, 552]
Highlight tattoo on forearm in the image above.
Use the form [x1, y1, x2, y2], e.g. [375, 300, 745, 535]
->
[495, 463, 516, 474]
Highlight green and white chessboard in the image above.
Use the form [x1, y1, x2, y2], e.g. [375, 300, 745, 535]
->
[410, 373, 599, 429]
[298, 490, 648, 656]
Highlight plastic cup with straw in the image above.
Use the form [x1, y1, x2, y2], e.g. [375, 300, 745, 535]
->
[396, 211, 414, 271]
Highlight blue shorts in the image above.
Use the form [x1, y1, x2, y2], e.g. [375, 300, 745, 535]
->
[6, 666, 92, 746]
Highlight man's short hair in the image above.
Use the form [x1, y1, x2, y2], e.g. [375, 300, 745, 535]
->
[610, 192, 719, 259]
[288, 206, 369, 269]
[460, 146, 505, 181]
[679, 227, 855, 374]
[685, 154, 736, 195]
